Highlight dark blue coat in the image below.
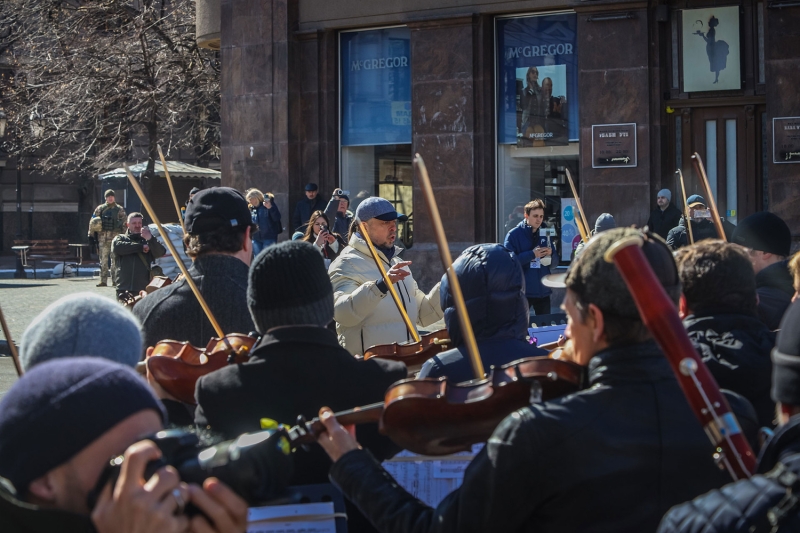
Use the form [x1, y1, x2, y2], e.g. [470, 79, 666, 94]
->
[658, 415, 800, 533]
[250, 203, 282, 241]
[503, 220, 558, 299]
[418, 244, 547, 383]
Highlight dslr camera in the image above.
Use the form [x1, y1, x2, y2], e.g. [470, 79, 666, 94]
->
[88, 428, 294, 513]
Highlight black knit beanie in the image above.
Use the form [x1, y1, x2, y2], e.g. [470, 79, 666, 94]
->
[732, 211, 791, 257]
[772, 300, 800, 405]
[0, 357, 165, 494]
[248, 241, 334, 332]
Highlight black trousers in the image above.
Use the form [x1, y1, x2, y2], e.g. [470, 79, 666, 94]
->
[527, 296, 551, 316]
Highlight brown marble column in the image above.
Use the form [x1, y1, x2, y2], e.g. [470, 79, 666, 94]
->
[219, 0, 299, 236]
[765, 7, 800, 237]
[576, 6, 653, 228]
[407, 16, 483, 290]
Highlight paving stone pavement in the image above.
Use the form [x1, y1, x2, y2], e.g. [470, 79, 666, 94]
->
[0, 277, 119, 397]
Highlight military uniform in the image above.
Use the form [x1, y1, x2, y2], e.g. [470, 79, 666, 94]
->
[89, 193, 126, 286]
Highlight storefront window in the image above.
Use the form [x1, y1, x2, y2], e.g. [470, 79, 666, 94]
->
[340, 27, 413, 247]
[496, 13, 579, 261]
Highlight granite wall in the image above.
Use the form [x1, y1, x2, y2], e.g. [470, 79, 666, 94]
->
[765, 6, 800, 238]
[576, 5, 654, 229]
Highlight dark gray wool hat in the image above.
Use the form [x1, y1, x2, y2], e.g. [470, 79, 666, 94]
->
[0, 358, 165, 493]
[20, 292, 143, 371]
[248, 241, 334, 332]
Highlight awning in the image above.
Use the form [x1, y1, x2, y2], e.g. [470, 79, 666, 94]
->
[98, 161, 221, 180]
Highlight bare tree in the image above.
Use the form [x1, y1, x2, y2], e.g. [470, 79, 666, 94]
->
[0, 0, 220, 184]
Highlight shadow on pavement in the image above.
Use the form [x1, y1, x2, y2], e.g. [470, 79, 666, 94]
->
[0, 283, 53, 289]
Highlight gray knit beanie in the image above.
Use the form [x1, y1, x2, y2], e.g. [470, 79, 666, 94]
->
[20, 292, 143, 371]
[248, 241, 334, 332]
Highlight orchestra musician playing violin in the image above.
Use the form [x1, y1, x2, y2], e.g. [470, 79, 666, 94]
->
[194, 241, 406, 533]
[314, 228, 729, 533]
[417, 243, 547, 383]
[133, 188, 256, 351]
[328, 197, 443, 356]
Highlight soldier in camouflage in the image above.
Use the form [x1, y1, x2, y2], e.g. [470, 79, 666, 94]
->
[89, 189, 126, 287]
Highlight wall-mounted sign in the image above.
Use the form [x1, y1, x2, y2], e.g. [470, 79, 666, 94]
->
[340, 27, 411, 146]
[773, 117, 800, 164]
[591, 123, 637, 168]
[496, 14, 579, 146]
[681, 6, 741, 93]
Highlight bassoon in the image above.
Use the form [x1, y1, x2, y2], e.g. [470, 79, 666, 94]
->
[605, 234, 755, 481]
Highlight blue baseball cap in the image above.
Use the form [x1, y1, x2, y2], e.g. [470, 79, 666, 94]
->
[686, 194, 707, 208]
[355, 197, 408, 223]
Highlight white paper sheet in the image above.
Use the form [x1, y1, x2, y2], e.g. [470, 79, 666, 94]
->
[247, 501, 337, 533]
[382, 444, 483, 507]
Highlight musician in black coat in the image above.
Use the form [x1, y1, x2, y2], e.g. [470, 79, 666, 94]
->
[675, 240, 776, 428]
[194, 241, 406, 533]
[312, 228, 730, 533]
[658, 301, 800, 533]
[133, 188, 257, 350]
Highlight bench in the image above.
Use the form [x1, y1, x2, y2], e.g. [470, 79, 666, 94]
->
[12, 239, 83, 279]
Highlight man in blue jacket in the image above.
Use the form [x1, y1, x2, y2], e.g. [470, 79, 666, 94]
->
[503, 199, 558, 316]
[418, 243, 548, 383]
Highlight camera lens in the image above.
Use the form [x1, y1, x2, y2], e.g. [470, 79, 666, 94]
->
[90, 429, 295, 511]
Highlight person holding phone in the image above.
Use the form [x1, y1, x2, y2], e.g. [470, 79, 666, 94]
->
[302, 211, 347, 266]
[504, 198, 559, 316]
[324, 189, 354, 237]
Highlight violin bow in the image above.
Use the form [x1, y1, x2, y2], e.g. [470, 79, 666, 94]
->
[157, 145, 188, 234]
[414, 155, 485, 380]
[565, 168, 591, 240]
[676, 169, 695, 245]
[359, 221, 421, 343]
[0, 300, 23, 376]
[691, 153, 726, 241]
[124, 164, 231, 347]
[574, 208, 590, 244]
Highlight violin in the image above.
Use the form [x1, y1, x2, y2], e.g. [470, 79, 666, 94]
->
[363, 329, 451, 370]
[283, 155, 586, 457]
[119, 275, 175, 309]
[141, 333, 258, 405]
[287, 355, 584, 456]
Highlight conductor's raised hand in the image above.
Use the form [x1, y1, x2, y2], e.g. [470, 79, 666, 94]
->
[386, 261, 412, 284]
[316, 407, 361, 463]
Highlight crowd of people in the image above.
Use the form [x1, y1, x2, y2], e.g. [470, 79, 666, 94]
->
[3, 182, 799, 533]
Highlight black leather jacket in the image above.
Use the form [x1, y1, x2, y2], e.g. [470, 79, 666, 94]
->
[659, 415, 800, 533]
[684, 311, 776, 428]
[329, 340, 729, 533]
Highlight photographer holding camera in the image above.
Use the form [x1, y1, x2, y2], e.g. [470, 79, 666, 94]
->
[324, 188, 353, 238]
[0, 358, 248, 533]
[503, 198, 559, 316]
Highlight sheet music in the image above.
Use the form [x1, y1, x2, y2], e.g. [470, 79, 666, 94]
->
[382, 444, 483, 507]
[248, 502, 336, 533]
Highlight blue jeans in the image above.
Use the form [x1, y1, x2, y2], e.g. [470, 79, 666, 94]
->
[252, 239, 277, 257]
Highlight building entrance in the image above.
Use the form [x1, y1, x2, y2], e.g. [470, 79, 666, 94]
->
[671, 103, 766, 225]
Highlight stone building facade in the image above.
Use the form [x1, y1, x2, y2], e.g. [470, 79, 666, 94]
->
[213, 0, 800, 289]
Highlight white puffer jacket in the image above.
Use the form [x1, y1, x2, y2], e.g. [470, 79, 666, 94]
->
[329, 234, 443, 356]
